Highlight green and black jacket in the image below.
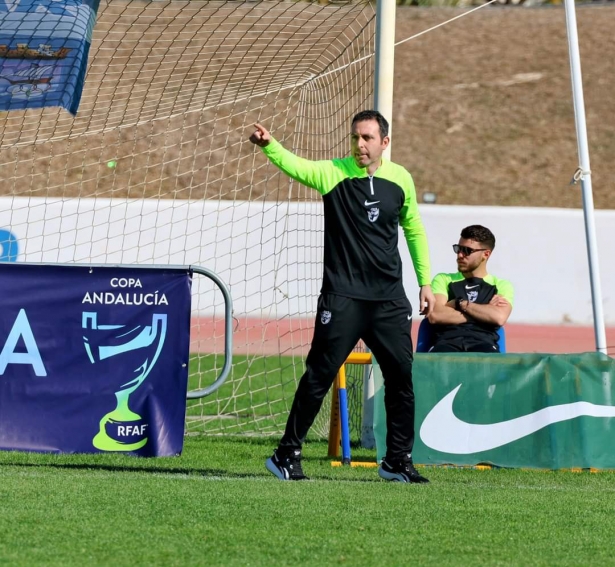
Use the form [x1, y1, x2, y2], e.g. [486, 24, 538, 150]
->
[262, 138, 431, 301]
[431, 272, 514, 343]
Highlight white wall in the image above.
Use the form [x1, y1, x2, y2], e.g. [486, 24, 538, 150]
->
[1, 198, 613, 325]
[404, 205, 614, 326]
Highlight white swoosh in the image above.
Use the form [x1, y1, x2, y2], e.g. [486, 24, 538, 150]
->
[420, 384, 615, 454]
[465, 284, 479, 289]
[364, 200, 380, 206]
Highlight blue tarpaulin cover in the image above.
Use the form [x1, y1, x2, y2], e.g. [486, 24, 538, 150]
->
[0, 0, 99, 114]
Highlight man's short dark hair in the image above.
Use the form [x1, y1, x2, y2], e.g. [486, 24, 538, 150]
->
[352, 110, 389, 139]
[461, 225, 496, 250]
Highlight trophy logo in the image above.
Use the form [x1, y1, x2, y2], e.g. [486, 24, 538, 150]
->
[82, 311, 167, 451]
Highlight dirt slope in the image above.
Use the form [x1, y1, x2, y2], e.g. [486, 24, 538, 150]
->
[392, 4, 614, 208]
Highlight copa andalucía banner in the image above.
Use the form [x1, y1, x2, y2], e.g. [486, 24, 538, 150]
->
[0, 0, 100, 114]
[374, 352, 615, 469]
[0, 263, 191, 456]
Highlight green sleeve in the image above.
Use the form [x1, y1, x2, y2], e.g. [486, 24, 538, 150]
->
[431, 273, 451, 297]
[261, 138, 342, 195]
[397, 169, 432, 287]
[496, 278, 515, 306]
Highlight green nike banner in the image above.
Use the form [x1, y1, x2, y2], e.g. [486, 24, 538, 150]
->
[373, 352, 615, 469]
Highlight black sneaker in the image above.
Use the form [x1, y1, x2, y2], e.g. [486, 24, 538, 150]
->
[265, 449, 308, 481]
[379, 455, 429, 484]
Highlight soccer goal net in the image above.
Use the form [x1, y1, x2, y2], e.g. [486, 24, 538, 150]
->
[0, 0, 376, 441]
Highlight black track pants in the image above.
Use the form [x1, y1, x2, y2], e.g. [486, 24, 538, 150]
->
[278, 293, 415, 460]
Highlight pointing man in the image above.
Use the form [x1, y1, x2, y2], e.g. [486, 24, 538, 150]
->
[250, 110, 434, 483]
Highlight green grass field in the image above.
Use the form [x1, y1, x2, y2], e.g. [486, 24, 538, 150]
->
[1, 436, 614, 566]
[186, 354, 303, 433]
[185, 355, 365, 441]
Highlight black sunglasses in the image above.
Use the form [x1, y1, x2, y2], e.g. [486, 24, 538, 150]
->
[453, 244, 488, 256]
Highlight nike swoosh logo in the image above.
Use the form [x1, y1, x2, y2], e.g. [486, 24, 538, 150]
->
[364, 200, 380, 207]
[465, 284, 480, 289]
[420, 384, 615, 454]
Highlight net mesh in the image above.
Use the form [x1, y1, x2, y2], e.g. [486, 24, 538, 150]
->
[0, 0, 376, 439]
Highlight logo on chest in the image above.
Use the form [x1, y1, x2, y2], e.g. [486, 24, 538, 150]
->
[466, 290, 479, 303]
[367, 207, 380, 223]
[362, 199, 381, 223]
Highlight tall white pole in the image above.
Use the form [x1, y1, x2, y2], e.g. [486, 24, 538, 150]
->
[374, 0, 396, 159]
[362, 0, 397, 450]
[564, 0, 607, 354]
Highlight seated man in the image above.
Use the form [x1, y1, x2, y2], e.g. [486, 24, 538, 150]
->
[427, 225, 513, 353]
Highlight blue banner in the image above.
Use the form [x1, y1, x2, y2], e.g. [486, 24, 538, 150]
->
[0, 264, 192, 456]
[0, 0, 100, 115]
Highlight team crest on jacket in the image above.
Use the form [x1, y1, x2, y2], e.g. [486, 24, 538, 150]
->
[320, 310, 332, 325]
[367, 207, 379, 222]
[466, 290, 479, 303]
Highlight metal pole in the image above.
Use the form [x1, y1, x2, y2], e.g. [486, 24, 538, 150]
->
[188, 265, 234, 398]
[374, 0, 396, 160]
[360, 357, 375, 449]
[564, 0, 607, 354]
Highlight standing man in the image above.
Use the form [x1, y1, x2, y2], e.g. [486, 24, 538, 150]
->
[427, 225, 513, 352]
[250, 110, 434, 483]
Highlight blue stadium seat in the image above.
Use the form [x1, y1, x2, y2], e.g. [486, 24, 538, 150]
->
[416, 318, 506, 353]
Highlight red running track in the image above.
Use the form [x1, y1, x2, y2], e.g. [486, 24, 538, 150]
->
[190, 317, 615, 356]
